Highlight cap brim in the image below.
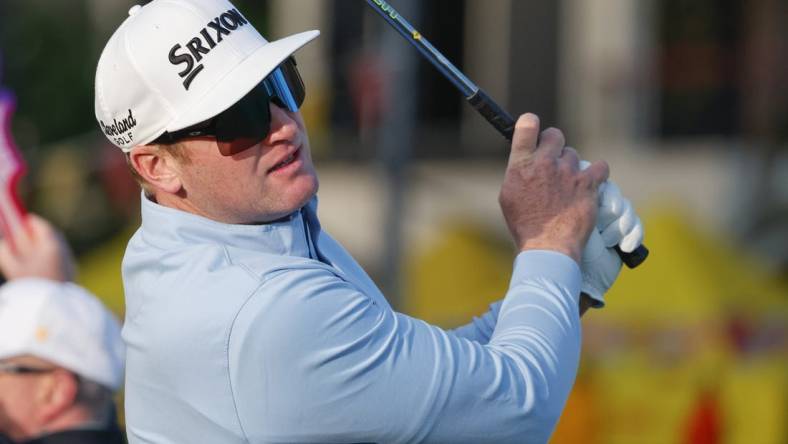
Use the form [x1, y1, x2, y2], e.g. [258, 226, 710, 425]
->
[164, 30, 319, 134]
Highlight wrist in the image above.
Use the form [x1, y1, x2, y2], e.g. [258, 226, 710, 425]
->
[511, 250, 582, 297]
[519, 240, 582, 264]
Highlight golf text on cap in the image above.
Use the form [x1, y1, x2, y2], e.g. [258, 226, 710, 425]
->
[100, 109, 137, 146]
[169, 8, 249, 90]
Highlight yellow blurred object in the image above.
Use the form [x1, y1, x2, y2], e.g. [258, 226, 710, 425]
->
[403, 207, 787, 443]
[587, 207, 787, 444]
[721, 358, 786, 444]
[600, 206, 788, 323]
[403, 220, 512, 327]
[76, 225, 136, 429]
[76, 225, 135, 318]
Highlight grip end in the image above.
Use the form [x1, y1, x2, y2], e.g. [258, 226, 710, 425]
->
[615, 244, 649, 269]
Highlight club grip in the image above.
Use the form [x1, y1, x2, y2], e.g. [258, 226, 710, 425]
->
[467, 89, 516, 140]
[468, 88, 649, 269]
[615, 244, 649, 268]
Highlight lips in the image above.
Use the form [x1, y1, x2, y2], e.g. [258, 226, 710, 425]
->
[268, 146, 301, 173]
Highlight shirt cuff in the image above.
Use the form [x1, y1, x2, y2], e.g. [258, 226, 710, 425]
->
[510, 250, 583, 299]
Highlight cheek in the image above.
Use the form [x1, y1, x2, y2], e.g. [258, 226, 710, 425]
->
[0, 388, 37, 431]
[192, 157, 271, 208]
[184, 157, 249, 192]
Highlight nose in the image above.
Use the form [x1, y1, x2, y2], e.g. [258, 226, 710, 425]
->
[266, 103, 299, 145]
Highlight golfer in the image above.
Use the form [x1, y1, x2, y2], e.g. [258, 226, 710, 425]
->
[95, 0, 643, 442]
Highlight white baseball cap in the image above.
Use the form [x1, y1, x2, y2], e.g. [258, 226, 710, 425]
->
[0, 279, 125, 390]
[94, 0, 320, 152]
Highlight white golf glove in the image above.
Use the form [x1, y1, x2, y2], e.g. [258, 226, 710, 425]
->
[578, 161, 644, 307]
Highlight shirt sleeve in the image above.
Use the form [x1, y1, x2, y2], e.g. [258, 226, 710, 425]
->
[450, 300, 503, 344]
[228, 250, 583, 444]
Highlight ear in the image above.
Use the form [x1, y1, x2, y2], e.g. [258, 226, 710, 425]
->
[129, 145, 184, 194]
[36, 369, 79, 423]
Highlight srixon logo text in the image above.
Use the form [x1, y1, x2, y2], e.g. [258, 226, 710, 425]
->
[169, 8, 249, 90]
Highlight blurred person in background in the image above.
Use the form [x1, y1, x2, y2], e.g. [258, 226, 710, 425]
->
[95, 0, 642, 442]
[0, 217, 125, 444]
[0, 215, 75, 284]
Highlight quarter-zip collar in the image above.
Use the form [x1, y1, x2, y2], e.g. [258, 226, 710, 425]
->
[139, 193, 321, 260]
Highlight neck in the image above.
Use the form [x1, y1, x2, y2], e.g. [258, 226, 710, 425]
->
[150, 190, 301, 225]
[154, 191, 218, 221]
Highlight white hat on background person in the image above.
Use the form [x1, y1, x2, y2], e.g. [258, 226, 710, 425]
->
[94, 0, 319, 151]
[0, 278, 125, 389]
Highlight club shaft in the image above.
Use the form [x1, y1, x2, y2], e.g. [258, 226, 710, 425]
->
[365, 0, 477, 98]
[365, 0, 648, 269]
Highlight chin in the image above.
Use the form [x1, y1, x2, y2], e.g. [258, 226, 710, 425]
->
[293, 174, 319, 208]
[267, 175, 319, 220]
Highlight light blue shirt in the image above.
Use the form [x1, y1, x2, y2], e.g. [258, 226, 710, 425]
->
[122, 195, 583, 443]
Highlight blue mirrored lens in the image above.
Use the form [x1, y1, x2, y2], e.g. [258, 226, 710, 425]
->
[264, 67, 300, 112]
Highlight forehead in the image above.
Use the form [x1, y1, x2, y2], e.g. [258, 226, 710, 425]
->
[0, 354, 52, 367]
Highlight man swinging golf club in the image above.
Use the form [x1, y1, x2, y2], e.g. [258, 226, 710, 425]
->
[95, 0, 643, 442]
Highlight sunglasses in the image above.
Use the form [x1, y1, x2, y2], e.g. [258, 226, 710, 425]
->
[0, 362, 56, 375]
[153, 57, 305, 155]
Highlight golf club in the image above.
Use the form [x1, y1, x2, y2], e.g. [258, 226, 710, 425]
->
[365, 0, 649, 268]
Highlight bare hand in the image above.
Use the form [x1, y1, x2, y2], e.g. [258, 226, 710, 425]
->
[0, 214, 76, 282]
[499, 114, 609, 263]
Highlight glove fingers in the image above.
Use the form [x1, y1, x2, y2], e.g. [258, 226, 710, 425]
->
[619, 217, 644, 253]
[596, 181, 624, 230]
[601, 200, 636, 246]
